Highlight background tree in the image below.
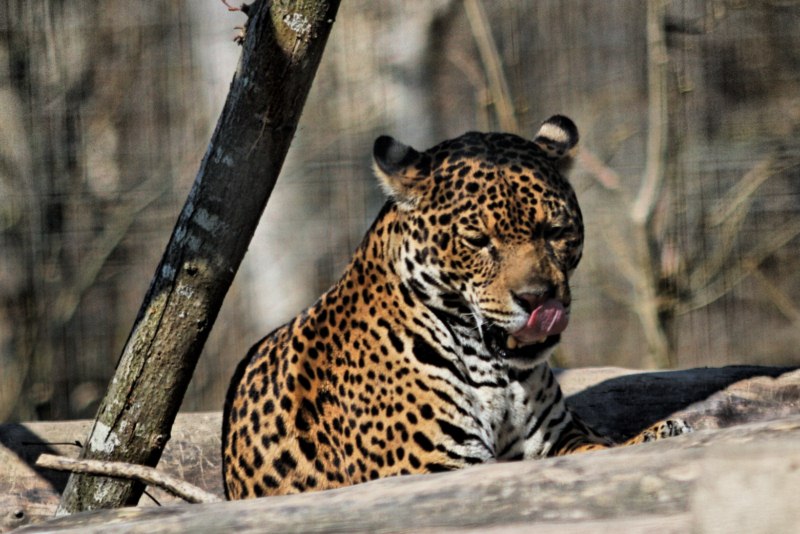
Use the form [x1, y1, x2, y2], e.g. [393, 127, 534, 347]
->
[50, 0, 341, 514]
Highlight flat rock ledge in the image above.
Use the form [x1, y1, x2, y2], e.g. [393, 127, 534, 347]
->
[2, 365, 798, 533]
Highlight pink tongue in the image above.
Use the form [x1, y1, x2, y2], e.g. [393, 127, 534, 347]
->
[512, 299, 568, 344]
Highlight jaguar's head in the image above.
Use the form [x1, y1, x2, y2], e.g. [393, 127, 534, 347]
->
[374, 115, 583, 368]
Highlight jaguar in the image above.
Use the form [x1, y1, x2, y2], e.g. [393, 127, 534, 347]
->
[222, 115, 689, 499]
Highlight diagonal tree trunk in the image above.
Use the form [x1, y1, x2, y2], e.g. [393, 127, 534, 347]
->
[57, 0, 341, 515]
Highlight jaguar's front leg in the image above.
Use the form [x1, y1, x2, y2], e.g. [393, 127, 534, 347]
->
[549, 413, 692, 456]
[619, 418, 693, 445]
[548, 413, 614, 455]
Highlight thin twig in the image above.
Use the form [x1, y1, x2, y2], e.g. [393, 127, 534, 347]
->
[707, 157, 780, 227]
[748, 263, 800, 327]
[577, 150, 622, 191]
[220, 0, 242, 12]
[681, 219, 800, 314]
[52, 174, 169, 325]
[690, 156, 776, 291]
[36, 454, 221, 504]
[631, 0, 669, 225]
[447, 48, 492, 131]
[688, 155, 799, 296]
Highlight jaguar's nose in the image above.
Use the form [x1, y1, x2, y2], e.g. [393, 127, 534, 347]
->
[512, 285, 556, 313]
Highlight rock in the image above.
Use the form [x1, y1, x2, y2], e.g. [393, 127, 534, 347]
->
[3, 365, 797, 532]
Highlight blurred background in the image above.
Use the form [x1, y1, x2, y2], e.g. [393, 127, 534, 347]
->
[1, 0, 798, 422]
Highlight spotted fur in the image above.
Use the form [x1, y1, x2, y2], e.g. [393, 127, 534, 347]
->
[222, 115, 689, 499]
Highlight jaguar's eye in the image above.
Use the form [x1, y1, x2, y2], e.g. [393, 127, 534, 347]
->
[463, 233, 491, 249]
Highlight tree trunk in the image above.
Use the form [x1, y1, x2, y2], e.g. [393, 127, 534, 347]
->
[56, 0, 341, 515]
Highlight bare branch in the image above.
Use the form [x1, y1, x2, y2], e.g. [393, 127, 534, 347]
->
[707, 157, 781, 228]
[446, 48, 492, 131]
[53, 175, 169, 325]
[577, 149, 622, 191]
[748, 264, 800, 327]
[463, 0, 519, 133]
[687, 156, 797, 300]
[680, 219, 800, 314]
[631, 0, 669, 225]
[37, 454, 221, 504]
[696, 159, 800, 287]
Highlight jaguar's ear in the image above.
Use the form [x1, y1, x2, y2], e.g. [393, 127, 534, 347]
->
[373, 135, 431, 210]
[533, 115, 579, 171]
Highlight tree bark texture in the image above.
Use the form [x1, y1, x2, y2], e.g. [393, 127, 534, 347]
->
[4, 365, 796, 530]
[55, 0, 341, 515]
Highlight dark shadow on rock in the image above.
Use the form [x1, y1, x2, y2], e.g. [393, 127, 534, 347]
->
[0, 423, 78, 494]
[558, 365, 798, 441]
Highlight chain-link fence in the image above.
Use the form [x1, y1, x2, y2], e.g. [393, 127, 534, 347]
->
[1, 0, 798, 421]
